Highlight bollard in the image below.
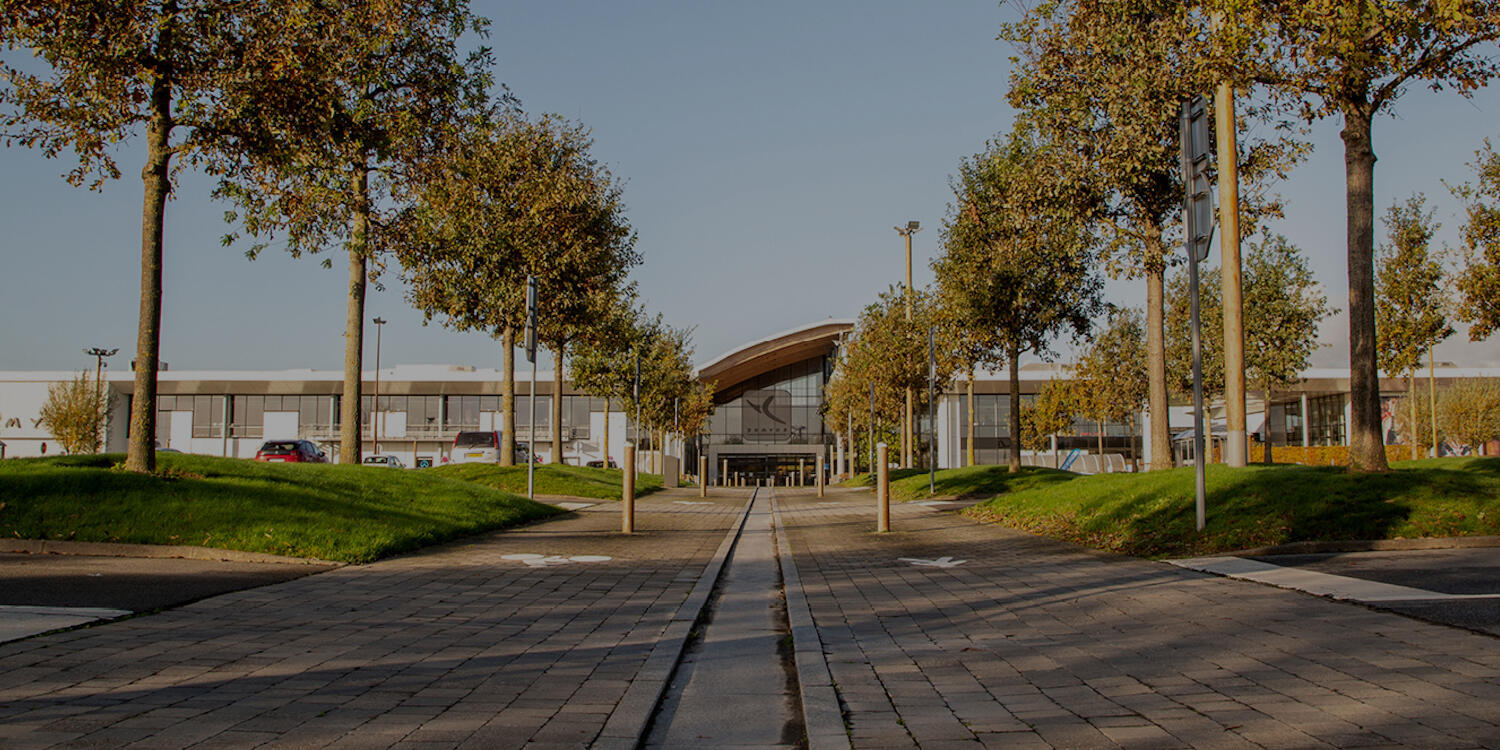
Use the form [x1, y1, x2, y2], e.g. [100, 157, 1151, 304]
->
[877, 442, 890, 532]
[799, 458, 805, 487]
[699, 455, 708, 498]
[623, 444, 636, 534]
[817, 457, 825, 498]
[721, 458, 728, 487]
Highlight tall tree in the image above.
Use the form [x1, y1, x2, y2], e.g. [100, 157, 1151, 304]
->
[214, 0, 493, 464]
[1453, 139, 1500, 341]
[0, 1, 298, 472]
[935, 127, 1102, 472]
[1021, 380, 1076, 455]
[1004, 0, 1299, 472]
[1242, 233, 1328, 462]
[1376, 195, 1452, 459]
[399, 114, 622, 466]
[567, 299, 643, 468]
[1075, 307, 1149, 467]
[1219, 0, 1500, 471]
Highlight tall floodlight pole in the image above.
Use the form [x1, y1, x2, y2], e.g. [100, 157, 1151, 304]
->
[525, 277, 538, 500]
[1216, 76, 1247, 467]
[928, 326, 936, 497]
[372, 317, 386, 450]
[84, 347, 118, 450]
[868, 380, 876, 477]
[894, 220, 921, 469]
[1181, 97, 1215, 532]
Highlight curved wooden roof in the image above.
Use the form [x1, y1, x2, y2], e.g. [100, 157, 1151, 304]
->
[696, 320, 854, 394]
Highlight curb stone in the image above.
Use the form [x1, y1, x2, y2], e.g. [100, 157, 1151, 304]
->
[0, 539, 342, 566]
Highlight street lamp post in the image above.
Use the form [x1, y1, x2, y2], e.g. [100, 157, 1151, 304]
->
[372, 317, 386, 452]
[84, 347, 117, 450]
[894, 220, 921, 469]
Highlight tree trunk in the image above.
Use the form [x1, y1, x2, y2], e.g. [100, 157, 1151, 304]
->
[1263, 385, 1274, 464]
[501, 326, 516, 466]
[602, 396, 611, 468]
[1146, 235, 1172, 471]
[339, 163, 369, 465]
[125, 38, 175, 474]
[1342, 107, 1389, 472]
[1097, 419, 1104, 459]
[966, 371, 976, 467]
[1008, 341, 1021, 473]
[551, 342, 564, 464]
[1409, 373, 1418, 460]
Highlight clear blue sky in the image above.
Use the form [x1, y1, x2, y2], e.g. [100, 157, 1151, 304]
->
[2, 1, 1497, 374]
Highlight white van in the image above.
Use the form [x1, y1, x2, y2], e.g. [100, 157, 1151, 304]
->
[450, 432, 531, 464]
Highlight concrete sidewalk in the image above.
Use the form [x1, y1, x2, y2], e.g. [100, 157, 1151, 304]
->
[0, 491, 752, 749]
[776, 491, 1500, 749]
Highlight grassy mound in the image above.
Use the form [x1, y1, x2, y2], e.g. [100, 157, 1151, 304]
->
[962, 457, 1500, 558]
[842, 464, 1074, 501]
[0, 453, 562, 563]
[428, 462, 663, 500]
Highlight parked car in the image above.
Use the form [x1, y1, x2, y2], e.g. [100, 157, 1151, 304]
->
[450, 432, 533, 465]
[586, 458, 618, 469]
[363, 454, 405, 469]
[254, 440, 326, 463]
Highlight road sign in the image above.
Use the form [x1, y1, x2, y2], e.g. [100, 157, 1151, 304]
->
[1181, 96, 1215, 262]
[524, 275, 538, 364]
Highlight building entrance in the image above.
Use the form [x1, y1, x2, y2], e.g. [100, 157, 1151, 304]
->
[724, 453, 820, 486]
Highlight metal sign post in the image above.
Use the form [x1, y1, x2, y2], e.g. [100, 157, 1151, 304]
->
[525, 275, 538, 501]
[1180, 96, 1215, 532]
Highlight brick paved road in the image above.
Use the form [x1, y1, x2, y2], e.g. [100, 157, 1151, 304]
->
[778, 491, 1500, 749]
[0, 494, 748, 750]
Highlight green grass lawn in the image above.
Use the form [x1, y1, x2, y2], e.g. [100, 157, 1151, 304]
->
[842, 464, 1075, 502]
[428, 462, 663, 500]
[0, 454, 562, 563]
[958, 457, 1500, 558]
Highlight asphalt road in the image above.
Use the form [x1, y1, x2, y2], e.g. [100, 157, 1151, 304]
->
[1252, 547, 1500, 635]
[0, 553, 336, 612]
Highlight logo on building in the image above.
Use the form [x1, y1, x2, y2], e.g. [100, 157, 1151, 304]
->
[742, 389, 791, 443]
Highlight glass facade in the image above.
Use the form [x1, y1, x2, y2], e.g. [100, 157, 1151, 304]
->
[1307, 394, 1347, 446]
[707, 356, 829, 447]
[955, 391, 1138, 466]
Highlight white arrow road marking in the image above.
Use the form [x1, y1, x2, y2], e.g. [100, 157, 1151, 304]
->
[501, 553, 613, 567]
[897, 556, 967, 568]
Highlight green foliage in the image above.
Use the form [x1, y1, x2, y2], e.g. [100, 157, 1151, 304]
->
[0, 453, 561, 563]
[1452, 139, 1500, 341]
[965, 458, 1500, 559]
[934, 126, 1103, 371]
[429, 463, 663, 499]
[1376, 194, 1452, 378]
[1075, 307, 1148, 431]
[1438, 379, 1500, 455]
[1021, 380, 1075, 452]
[1392, 386, 1442, 452]
[842, 465, 1074, 501]
[1167, 233, 1326, 398]
[38, 373, 106, 455]
[825, 287, 956, 441]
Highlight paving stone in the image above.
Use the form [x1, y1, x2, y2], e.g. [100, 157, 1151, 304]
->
[775, 492, 1500, 750]
[0, 494, 747, 749]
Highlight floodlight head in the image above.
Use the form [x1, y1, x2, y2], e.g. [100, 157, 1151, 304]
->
[907, 220, 920, 231]
[372, 317, 387, 325]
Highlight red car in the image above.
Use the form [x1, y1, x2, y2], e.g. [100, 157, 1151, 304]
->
[254, 440, 327, 463]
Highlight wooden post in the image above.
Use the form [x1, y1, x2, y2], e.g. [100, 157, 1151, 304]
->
[877, 442, 890, 533]
[699, 455, 707, 498]
[817, 455, 825, 498]
[622, 443, 635, 534]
